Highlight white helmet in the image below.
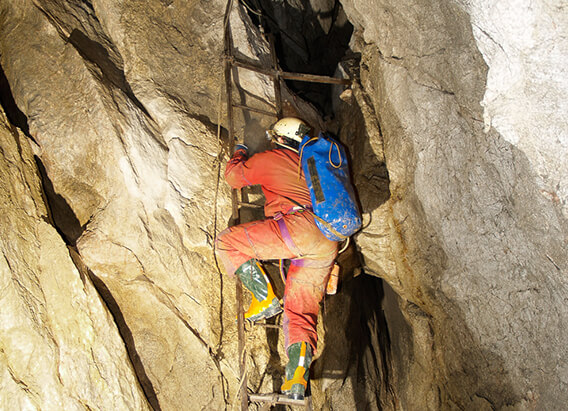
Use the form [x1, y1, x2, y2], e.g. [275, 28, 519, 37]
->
[270, 117, 310, 143]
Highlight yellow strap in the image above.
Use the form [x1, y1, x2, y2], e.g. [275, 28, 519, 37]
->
[297, 136, 319, 180]
[329, 140, 342, 168]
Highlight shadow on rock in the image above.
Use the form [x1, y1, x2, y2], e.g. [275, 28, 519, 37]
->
[314, 270, 395, 409]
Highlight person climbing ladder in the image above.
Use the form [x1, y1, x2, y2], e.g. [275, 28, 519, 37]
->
[215, 117, 338, 400]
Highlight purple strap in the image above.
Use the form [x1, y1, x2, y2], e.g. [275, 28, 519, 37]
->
[276, 218, 302, 257]
[291, 259, 334, 268]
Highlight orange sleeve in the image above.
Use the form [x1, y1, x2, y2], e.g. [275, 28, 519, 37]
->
[224, 149, 311, 216]
[225, 149, 250, 188]
[225, 148, 269, 189]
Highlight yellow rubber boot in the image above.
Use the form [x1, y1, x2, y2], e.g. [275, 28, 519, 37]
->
[281, 341, 312, 400]
[235, 259, 282, 322]
[244, 278, 282, 322]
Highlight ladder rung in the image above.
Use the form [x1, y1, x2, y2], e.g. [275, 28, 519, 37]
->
[238, 201, 263, 209]
[232, 103, 278, 117]
[228, 57, 351, 85]
[280, 70, 351, 85]
[251, 322, 281, 329]
[249, 393, 306, 406]
[228, 57, 273, 77]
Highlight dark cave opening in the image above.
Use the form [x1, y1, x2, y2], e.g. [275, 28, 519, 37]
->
[243, 0, 354, 117]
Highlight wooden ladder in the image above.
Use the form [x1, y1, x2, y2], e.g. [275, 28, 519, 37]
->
[222, 0, 349, 408]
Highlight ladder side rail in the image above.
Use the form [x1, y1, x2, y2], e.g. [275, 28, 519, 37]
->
[223, 4, 339, 407]
[268, 34, 283, 118]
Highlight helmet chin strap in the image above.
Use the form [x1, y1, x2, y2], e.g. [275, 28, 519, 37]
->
[273, 138, 299, 153]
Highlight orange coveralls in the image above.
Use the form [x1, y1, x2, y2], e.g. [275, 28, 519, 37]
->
[216, 147, 338, 351]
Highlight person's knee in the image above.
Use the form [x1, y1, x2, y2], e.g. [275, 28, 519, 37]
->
[216, 226, 230, 243]
[215, 230, 234, 273]
[215, 227, 235, 254]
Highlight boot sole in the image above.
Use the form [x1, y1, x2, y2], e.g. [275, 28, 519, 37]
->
[287, 392, 304, 400]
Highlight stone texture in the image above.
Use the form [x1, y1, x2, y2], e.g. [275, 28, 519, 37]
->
[0, 108, 150, 410]
[339, 0, 568, 409]
[0, 0, 240, 408]
[463, 0, 568, 217]
[0, 0, 567, 409]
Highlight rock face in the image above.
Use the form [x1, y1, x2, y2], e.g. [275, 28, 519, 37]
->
[338, 0, 568, 409]
[0, 0, 567, 410]
[0, 108, 150, 410]
[1, 1, 238, 409]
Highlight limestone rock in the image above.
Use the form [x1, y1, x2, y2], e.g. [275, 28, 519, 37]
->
[339, 0, 568, 409]
[0, 108, 150, 410]
[464, 0, 568, 217]
[1, 0, 240, 408]
[1, 0, 567, 409]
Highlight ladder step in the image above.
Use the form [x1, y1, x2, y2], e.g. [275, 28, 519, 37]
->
[251, 321, 281, 329]
[231, 103, 278, 117]
[280, 70, 351, 85]
[238, 201, 263, 209]
[249, 393, 306, 406]
[228, 56, 351, 85]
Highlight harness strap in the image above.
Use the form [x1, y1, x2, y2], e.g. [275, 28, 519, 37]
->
[276, 218, 303, 257]
[273, 202, 338, 266]
[290, 259, 334, 268]
[276, 217, 337, 266]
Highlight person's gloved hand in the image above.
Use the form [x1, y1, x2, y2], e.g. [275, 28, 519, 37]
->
[234, 143, 248, 154]
[228, 142, 248, 165]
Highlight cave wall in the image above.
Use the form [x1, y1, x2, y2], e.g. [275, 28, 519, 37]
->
[338, 0, 568, 409]
[0, 0, 243, 409]
[0, 0, 567, 410]
[0, 0, 321, 409]
[0, 107, 150, 409]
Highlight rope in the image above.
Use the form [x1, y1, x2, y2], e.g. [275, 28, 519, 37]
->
[213, 0, 231, 303]
[338, 237, 350, 254]
[279, 259, 286, 283]
[296, 136, 317, 180]
[223, 0, 236, 32]
[298, 137, 318, 163]
[231, 346, 249, 410]
[329, 141, 342, 168]
[210, 9, 238, 406]
[216, 72, 224, 148]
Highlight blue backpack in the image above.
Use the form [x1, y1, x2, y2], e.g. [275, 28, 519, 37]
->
[298, 133, 362, 241]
